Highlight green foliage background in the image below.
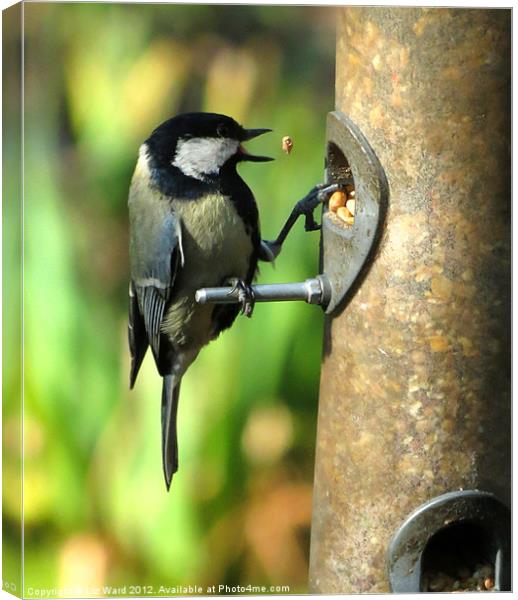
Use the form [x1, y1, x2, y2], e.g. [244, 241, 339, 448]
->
[4, 3, 336, 595]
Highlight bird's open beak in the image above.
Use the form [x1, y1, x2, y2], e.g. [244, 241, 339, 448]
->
[239, 128, 274, 162]
[242, 128, 272, 141]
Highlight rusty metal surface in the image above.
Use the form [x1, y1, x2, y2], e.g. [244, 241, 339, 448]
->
[309, 7, 510, 594]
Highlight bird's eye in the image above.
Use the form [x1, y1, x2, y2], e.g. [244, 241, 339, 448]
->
[217, 123, 230, 138]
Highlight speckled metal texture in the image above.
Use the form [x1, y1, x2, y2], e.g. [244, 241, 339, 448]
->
[309, 8, 510, 594]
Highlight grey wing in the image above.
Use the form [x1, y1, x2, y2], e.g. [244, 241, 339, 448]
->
[128, 199, 183, 384]
[129, 280, 148, 388]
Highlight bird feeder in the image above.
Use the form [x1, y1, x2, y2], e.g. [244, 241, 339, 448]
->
[309, 7, 511, 593]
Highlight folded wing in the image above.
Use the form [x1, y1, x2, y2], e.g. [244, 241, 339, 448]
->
[128, 201, 182, 385]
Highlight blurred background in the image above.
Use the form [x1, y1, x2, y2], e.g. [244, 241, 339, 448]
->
[4, 3, 336, 595]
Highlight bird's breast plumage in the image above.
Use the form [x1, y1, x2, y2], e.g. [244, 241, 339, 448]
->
[161, 192, 255, 349]
[173, 192, 253, 288]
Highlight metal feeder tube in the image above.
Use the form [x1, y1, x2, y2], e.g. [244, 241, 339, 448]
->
[309, 7, 510, 594]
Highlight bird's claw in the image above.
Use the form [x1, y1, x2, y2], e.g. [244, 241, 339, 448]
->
[304, 212, 321, 232]
[264, 181, 350, 263]
[299, 182, 343, 232]
[228, 279, 255, 318]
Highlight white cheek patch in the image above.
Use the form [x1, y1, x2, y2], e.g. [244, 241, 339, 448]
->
[172, 137, 239, 181]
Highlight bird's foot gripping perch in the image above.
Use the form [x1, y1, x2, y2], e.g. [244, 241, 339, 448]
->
[195, 181, 348, 314]
[227, 278, 256, 317]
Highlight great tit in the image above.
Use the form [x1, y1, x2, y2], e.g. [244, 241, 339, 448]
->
[128, 112, 276, 490]
[128, 112, 340, 490]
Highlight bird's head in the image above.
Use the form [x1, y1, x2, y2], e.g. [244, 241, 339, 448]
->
[144, 112, 273, 182]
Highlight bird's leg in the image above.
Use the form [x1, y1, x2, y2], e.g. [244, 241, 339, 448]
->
[259, 181, 348, 262]
[227, 278, 256, 318]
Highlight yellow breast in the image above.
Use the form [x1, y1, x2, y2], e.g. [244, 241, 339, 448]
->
[174, 193, 252, 289]
[161, 193, 253, 349]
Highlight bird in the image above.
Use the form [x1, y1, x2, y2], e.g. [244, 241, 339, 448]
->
[128, 112, 276, 490]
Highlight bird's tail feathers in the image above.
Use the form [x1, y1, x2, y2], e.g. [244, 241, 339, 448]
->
[161, 374, 181, 491]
